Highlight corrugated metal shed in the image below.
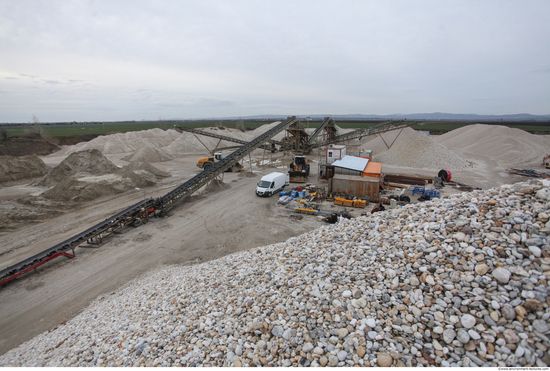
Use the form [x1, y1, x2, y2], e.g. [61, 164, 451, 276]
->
[330, 174, 380, 198]
[332, 156, 370, 172]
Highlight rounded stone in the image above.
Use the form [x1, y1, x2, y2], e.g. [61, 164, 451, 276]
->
[457, 329, 470, 344]
[475, 264, 490, 275]
[366, 318, 376, 328]
[492, 267, 511, 284]
[377, 353, 393, 367]
[443, 329, 456, 344]
[461, 314, 476, 329]
[337, 350, 348, 361]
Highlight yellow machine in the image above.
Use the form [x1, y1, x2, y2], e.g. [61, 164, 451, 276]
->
[288, 156, 310, 183]
[196, 152, 244, 172]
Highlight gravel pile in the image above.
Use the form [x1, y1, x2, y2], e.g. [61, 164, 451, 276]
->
[436, 124, 550, 169]
[0, 155, 49, 184]
[1, 180, 550, 367]
[373, 131, 471, 170]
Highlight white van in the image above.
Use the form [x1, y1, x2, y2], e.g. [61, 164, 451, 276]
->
[256, 172, 290, 197]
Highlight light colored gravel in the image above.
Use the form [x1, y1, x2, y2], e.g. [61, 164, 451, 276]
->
[1, 178, 550, 367]
[373, 131, 471, 170]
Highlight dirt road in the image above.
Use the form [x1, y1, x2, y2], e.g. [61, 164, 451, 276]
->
[0, 155, 323, 355]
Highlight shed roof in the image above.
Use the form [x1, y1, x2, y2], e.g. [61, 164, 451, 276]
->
[331, 155, 370, 172]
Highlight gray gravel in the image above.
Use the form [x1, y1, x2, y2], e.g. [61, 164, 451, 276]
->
[1, 179, 550, 367]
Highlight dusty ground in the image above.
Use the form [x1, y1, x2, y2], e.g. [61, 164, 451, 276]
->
[0, 150, 329, 355]
[0, 129, 546, 356]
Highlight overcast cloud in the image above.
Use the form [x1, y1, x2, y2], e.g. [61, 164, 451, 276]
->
[1, 0, 549, 122]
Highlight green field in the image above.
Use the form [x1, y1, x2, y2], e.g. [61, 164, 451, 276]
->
[2, 119, 550, 138]
[1, 120, 272, 137]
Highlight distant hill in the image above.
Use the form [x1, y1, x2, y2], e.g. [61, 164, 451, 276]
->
[186, 112, 550, 121]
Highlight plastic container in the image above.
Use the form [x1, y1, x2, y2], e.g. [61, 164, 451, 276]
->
[291, 190, 298, 198]
[438, 169, 452, 181]
[298, 191, 306, 198]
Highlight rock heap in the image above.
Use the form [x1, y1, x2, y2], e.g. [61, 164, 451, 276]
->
[1, 179, 549, 367]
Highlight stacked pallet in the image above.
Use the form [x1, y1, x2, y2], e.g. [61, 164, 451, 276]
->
[333, 197, 366, 208]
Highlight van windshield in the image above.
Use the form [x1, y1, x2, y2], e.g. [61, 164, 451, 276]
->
[258, 180, 272, 188]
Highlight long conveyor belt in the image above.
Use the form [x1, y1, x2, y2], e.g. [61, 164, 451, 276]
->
[174, 126, 284, 150]
[0, 116, 298, 286]
[309, 120, 422, 148]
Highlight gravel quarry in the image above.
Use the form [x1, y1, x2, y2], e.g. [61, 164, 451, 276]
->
[0, 123, 549, 367]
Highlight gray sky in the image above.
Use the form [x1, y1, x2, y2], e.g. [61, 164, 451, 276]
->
[1, 0, 549, 122]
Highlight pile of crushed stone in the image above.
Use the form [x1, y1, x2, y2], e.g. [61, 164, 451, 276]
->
[57, 126, 262, 160]
[124, 162, 171, 183]
[373, 131, 471, 169]
[122, 147, 173, 163]
[37, 150, 155, 202]
[0, 155, 50, 184]
[62, 129, 179, 156]
[359, 127, 419, 155]
[38, 149, 120, 187]
[1, 179, 549, 367]
[436, 124, 550, 169]
[41, 172, 153, 202]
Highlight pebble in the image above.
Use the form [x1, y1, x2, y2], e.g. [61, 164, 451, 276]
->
[461, 314, 477, 329]
[1, 179, 549, 368]
[377, 353, 393, 367]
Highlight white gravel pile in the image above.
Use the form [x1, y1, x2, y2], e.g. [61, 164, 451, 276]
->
[1, 179, 550, 367]
[373, 131, 471, 169]
[63, 128, 180, 155]
[436, 124, 550, 168]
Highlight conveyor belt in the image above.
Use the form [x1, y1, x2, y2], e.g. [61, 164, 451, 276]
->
[308, 117, 336, 145]
[160, 117, 298, 213]
[174, 126, 284, 150]
[309, 120, 422, 148]
[0, 198, 153, 284]
[0, 117, 299, 286]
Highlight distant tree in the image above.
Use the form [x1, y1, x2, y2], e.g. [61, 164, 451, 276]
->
[236, 118, 244, 131]
[0, 127, 8, 141]
[31, 115, 43, 135]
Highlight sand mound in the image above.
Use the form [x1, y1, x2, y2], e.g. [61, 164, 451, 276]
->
[359, 127, 419, 155]
[121, 147, 173, 163]
[124, 162, 171, 178]
[41, 173, 154, 202]
[0, 155, 50, 184]
[124, 162, 171, 183]
[62, 129, 180, 156]
[202, 179, 231, 195]
[37, 150, 155, 201]
[436, 124, 550, 168]
[373, 131, 470, 169]
[38, 149, 119, 187]
[164, 131, 246, 155]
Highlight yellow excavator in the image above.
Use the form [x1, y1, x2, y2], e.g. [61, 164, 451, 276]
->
[196, 152, 244, 172]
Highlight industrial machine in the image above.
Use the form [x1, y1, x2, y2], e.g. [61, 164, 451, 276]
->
[197, 152, 244, 172]
[289, 156, 310, 183]
[0, 116, 425, 287]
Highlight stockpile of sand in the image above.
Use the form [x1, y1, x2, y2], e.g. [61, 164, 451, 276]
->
[164, 128, 251, 155]
[124, 162, 171, 183]
[38, 150, 155, 202]
[41, 172, 153, 202]
[0, 155, 50, 184]
[359, 127, 418, 155]
[373, 131, 470, 169]
[436, 124, 550, 168]
[62, 129, 180, 156]
[121, 147, 173, 163]
[38, 149, 120, 187]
